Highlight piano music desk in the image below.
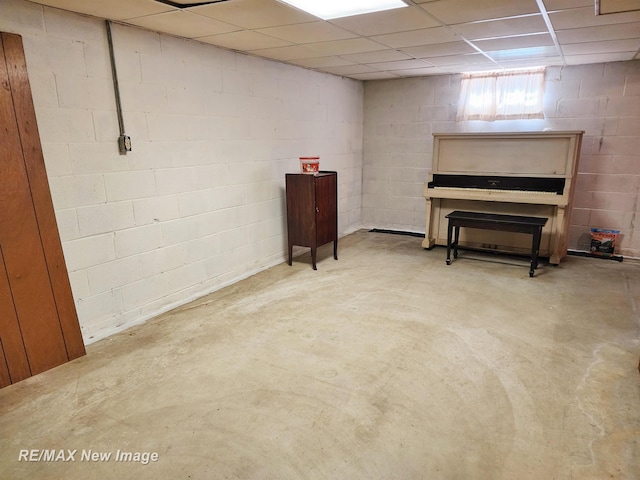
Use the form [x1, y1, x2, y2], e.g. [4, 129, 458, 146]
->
[445, 211, 548, 277]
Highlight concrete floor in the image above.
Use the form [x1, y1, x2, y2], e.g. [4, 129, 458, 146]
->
[1, 230, 639, 479]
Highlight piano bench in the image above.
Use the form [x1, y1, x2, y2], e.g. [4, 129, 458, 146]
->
[444, 211, 548, 277]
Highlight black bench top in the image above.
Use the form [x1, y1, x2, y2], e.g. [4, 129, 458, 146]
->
[445, 210, 547, 227]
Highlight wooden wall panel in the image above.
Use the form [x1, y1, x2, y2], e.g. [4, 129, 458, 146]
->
[0, 246, 31, 384]
[0, 32, 85, 387]
[0, 341, 11, 389]
[2, 32, 85, 360]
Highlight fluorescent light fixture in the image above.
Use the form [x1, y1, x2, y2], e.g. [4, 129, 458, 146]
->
[278, 0, 408, 20]
[487, 47, 557, 61]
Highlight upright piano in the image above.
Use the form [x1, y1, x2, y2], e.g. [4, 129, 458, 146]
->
[423, 131, 584, 264]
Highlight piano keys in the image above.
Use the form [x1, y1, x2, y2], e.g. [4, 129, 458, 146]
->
[423, 131, 584, 265]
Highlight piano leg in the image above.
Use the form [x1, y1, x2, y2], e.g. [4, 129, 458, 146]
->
[549, 206, 564, 265]
[422, 197, 437, 249]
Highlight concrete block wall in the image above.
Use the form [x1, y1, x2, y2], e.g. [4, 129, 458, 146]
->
[363, 61, 640, 258]
[1, 0, 363, 343]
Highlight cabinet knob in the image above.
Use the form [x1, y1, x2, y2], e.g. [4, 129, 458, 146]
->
[316, 207, 320, 213]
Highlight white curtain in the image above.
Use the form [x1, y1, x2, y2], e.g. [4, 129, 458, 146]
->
[456, 67, 546, 122]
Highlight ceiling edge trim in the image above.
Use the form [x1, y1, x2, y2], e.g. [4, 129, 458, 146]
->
[153, 0, 231, 9]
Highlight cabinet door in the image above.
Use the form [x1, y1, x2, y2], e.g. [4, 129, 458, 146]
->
[286, 174, 315, 247]
[315, 174, 337, 246]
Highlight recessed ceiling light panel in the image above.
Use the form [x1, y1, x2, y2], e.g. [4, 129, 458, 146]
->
[277, 0, 408, 20]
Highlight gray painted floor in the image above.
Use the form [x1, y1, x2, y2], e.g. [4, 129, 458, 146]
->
[1, 230, 639, 479]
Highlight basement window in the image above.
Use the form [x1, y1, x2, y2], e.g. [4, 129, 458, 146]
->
[456, 67, 546, 122]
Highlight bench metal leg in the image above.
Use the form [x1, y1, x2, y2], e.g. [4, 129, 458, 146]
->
[530, 227, 543, 277]
[446, 220, 453, 265]
[453, 226, 460, 259]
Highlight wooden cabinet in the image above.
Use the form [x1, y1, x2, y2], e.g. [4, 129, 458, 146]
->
[286, 172, 338, 270]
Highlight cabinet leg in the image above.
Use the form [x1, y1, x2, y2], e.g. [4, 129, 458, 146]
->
[333, 240, 338, 260]
[288, 244, 293, 266]
[311, 248, 317, 270]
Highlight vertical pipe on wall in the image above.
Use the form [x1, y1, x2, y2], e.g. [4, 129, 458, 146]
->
[106, 20, 131, 154]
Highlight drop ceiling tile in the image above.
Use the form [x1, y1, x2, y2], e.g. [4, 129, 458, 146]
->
[367, 58, 434, 70]
[401, 41, 476, 58]
[250, 44, 319, 61]
[452, 15, 549, 40]
[305, 38, 390, 57]
[556, 22, 640, 43]
[32, 0, 174, 20]
[321, 64, 380, 76]
[561, 38, 640, 55]
[443, 64, 498, 73]
[192, 0, 316, 29]
[497, 57, 565, 69]
[371, 26, 460, 48]
[418, 0, 540, 25]
[598, 0, 640, 15]
[349, 71, 401, 80]
[386, 66, 441, 77]
[425, 52, 495, 67]
[549, 6, 640, 29]
[256, 22, 357, 43]
[288, 56, 356, 68]
[473, 33, 554, 51]
[255, 38, 387, 61]
[127, 10, 238, 38]
[328, 5, 440, 36]
[339, 49, 413, 63]
[543, 0, 594, 10]
[198, 30, 292, 50]
[564, 52, 638, 64]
